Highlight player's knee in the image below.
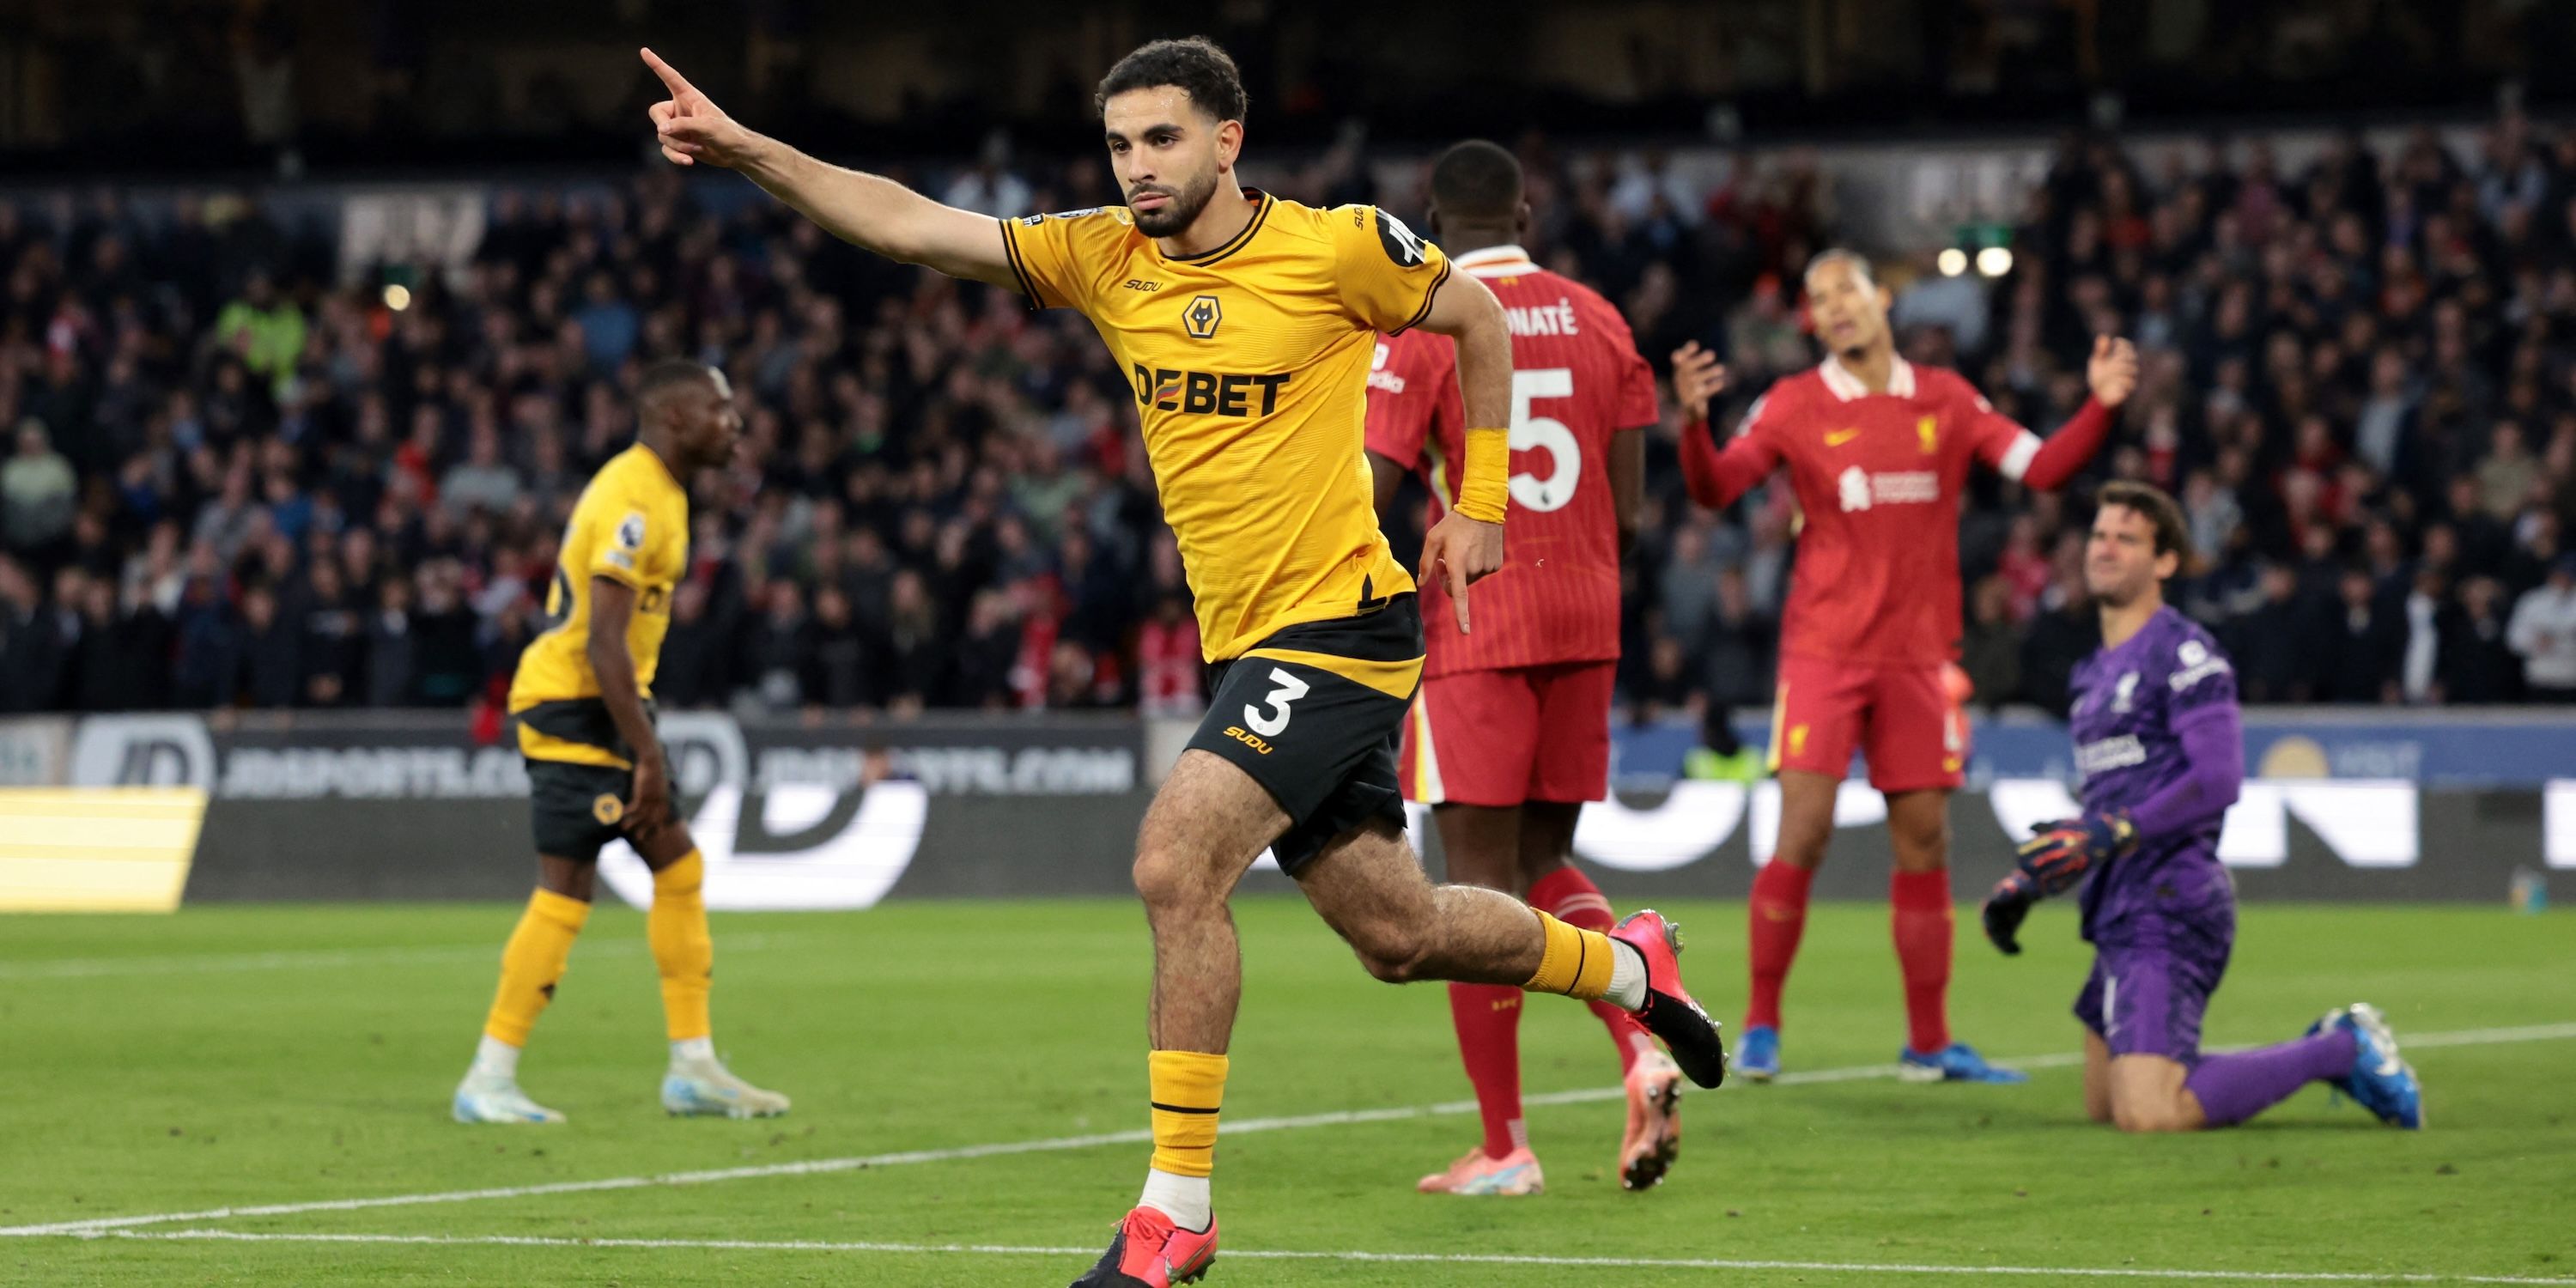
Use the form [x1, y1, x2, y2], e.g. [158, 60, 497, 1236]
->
[1131, 845, 1217, 914]
[1886, 816, 1948, 868]
[1770, 829, 1829, 870]
[2111, 1103, 2190, 1133]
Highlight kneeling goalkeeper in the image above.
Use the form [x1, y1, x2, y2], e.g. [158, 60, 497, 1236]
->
[1981, 482, 2421, 1133]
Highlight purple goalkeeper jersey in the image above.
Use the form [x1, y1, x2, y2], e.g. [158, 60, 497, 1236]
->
[2067, 605, 2242, 947]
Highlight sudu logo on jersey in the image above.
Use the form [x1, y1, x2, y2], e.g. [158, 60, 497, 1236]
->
[1835, 466, 1941, 512]
[1130, 363, 1293, 416]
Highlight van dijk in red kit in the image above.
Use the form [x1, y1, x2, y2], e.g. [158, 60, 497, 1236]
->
[1366, 141, 1686, 1194]
[1673, 250, 2138, 1084]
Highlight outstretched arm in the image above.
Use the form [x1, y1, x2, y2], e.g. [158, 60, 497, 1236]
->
[1978, 335, 2139, 490]
[643, 49, 1019, 289]
[1671, 342, 1778, 509]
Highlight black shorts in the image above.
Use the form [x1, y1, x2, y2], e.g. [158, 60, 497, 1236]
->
[526, 757, 637, 863]
[1188, 595, 1425, 875]
[514, 697, 656, 864]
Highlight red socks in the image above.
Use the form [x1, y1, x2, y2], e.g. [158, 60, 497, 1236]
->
[1446, 982, 1526, 1159]
[1745, 860, 1814, 1031]
[1889, 868, 1954, 1054]
[1449, 865, 1649, 1161]
[1527, 866, 1653, 1076]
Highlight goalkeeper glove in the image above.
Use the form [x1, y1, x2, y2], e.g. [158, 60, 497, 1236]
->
[2014, 809, 2136, 896]
[1981, 871, 2036, 956]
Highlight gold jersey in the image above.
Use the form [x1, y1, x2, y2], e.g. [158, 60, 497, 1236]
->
[1000, 191, 1453, 659]
[507, 442, 690, 764]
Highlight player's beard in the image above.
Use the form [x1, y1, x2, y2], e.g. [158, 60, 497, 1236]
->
[1128, 168, 1218, 238]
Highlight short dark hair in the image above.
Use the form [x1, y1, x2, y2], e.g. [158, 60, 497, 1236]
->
[2097, 480, 2193, 569]
[637, 358, 716, 405]
[1429, 140, 1522, 224]
[1095, 37, 1248, 124]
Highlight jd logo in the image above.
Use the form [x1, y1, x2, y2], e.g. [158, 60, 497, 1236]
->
[1183, 294, 1222, 338]
[598, 713, 927, 911]
[70, 714, 216, 787]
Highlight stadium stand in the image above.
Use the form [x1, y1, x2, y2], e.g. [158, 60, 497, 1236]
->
[3, 115, 2575, 719]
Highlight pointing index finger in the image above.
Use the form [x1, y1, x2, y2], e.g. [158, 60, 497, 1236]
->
[1447, 551, 1471, 635]
[641, 47, 696, 96]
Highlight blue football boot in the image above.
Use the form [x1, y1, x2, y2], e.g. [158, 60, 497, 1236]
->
[1735, 1025, 1781, 1082]
[2317, 1003, 2423, 1129]
[1898, 1041, 2029, 1084]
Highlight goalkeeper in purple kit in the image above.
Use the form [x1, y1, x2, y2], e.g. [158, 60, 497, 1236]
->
[1981, 482, 2424, 1133]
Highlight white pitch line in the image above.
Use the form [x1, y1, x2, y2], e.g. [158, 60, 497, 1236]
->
[0, 933, 804, 981]
[81, 1230, 2576, 1286]
[4, 1020, 2570, 1240]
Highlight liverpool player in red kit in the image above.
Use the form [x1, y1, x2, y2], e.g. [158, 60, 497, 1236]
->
[1367, 141, 1684, 1193]
[1674, 250, 2138, 1083]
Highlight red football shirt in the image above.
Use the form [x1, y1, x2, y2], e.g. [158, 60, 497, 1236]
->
[1701, 356, 2044, 667]
[1364, 246, 1661, 675]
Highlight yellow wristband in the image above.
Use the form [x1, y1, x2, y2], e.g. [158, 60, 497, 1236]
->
[1454, 426, 1509, 524]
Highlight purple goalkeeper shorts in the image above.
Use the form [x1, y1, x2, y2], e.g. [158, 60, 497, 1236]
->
[2073, 941, 2232, 1066]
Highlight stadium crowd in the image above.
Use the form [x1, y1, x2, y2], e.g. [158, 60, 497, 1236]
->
[5, 113, 2576, 722]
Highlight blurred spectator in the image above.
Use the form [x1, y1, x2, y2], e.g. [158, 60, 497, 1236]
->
[211, 269, 305, 395]
[2442, 577, 2524, 703]
[229, 583, 301, 709]
[2312, 565, 2403, 704]
[1701, 566, 1775, 711]
[1959, 574, 2021, 712]
[365, 578, 416, 708]
[409, 564, 482, 706]
[2507, 557, 2576, 702]
[3, 422, 78, 561]
[296, 560, 363, 707]
[1135, 592, 1202, 719]
[440, 426, 525, 518]
[806, 585, 872, 708]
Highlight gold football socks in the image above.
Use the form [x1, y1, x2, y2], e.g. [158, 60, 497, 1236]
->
[483, 888, 591, 1048]
[649, 849, 714, 1044]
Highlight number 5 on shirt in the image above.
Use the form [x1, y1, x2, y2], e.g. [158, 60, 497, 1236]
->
[1509, 368, 1579, 513]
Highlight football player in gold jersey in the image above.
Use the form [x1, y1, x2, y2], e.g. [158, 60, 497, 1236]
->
[645, 39, 1726, 1284]
[452, 360, 788, 1125]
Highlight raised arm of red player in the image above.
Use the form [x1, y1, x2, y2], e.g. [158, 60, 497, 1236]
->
[1680, 404, 1787, 509]
[1965, 335, 2138, 491]
[1671, 343, 1782, 510]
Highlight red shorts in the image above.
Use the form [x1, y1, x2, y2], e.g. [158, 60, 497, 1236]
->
[1768, 654, 1967, 793]
[1398, 661, 1614, 807]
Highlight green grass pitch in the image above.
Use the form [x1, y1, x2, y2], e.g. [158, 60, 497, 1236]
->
[3, 896, 2572, 1285]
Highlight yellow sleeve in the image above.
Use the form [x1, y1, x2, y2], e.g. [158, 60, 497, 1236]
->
[583, 483, 653, 591]
[997, 207, 1124, 313]
[1330, 205, 1453, 335]
[644, 494, 689, 589]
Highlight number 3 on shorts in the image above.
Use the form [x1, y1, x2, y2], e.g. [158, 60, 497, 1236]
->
[1244, 667, 1309, 737]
